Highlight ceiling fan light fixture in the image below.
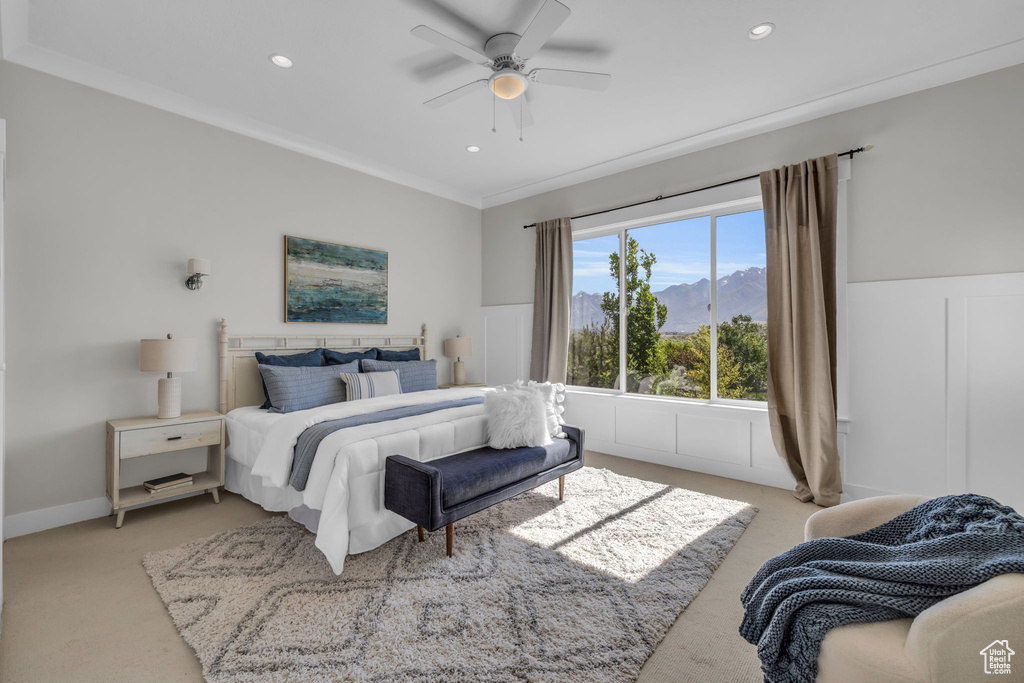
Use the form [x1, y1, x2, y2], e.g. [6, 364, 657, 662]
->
[490, 70, 528, 100]
[466, 145, 481, 153]
[748, 23, 774, 40]
[269, 53, 293, 68]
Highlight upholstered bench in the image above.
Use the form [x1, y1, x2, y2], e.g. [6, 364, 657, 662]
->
[384, 425, 584, 556]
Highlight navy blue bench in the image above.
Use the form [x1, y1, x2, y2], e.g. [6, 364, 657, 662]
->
[384, 425, 584, 556]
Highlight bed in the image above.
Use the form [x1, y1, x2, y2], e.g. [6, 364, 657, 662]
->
[217, 320, 492, 574]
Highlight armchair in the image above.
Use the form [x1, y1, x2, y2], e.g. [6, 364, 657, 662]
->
[807, 495, 1024, 682]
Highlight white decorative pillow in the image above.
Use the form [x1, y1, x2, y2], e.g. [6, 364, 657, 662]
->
[528, 380, 566, 437]
[498, 380, 566, 438]
[485, 388, 552, 449]
[339, 370, 402, 401]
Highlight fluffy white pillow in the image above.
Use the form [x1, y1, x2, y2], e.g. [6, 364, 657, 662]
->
[498, 380, 566, 437]
[485, 388, 552, 449]
[527, 380, 566, 437]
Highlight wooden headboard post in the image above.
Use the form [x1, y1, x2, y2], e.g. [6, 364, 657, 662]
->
[217, 319, 431, 414]
[219, 318, 230, 415]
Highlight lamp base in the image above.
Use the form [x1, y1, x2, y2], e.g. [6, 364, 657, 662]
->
[157, 377, 182, 419]
[453, 360, 466, 386]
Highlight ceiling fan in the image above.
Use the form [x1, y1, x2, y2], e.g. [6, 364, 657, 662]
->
[411, 0, 611, 133]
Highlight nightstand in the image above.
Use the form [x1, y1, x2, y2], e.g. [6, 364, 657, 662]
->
[105, 410, 225, 528]
[438, 383, 488, 389]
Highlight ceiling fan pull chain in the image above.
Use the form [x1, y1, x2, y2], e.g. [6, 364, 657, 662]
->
[492, 92, 497, 133]
[519, 97, 524, 142]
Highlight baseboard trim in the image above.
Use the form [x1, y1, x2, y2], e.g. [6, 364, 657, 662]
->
[3, 490, 207, 540]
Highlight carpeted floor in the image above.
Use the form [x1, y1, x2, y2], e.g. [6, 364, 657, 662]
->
[143, 467, 756, 682]
[0, 451, 817, 682]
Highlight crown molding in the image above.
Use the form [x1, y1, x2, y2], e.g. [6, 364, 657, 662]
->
[480, 37, 1024, 209]
[1, 42, 483, 208]
[0, 0, 29, 59]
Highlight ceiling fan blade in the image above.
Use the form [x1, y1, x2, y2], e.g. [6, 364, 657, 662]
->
[513, 0, 571, 60]
[507, 95, 534, 130]
[411, 25, 491, 66]
[411, 54, 473, 81]
[400, 0, 488, 44]
[539, 39, 611, 58]
[530, 68, 611, 91]
[424, 79, 489, 108]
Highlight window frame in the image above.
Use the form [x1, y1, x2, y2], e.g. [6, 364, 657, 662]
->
[569, 195, 767, 407]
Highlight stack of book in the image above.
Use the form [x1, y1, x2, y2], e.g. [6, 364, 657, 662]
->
[144, 472, 193, 494]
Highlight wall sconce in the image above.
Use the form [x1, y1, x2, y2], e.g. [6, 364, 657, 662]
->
[186, 258, 210, 290]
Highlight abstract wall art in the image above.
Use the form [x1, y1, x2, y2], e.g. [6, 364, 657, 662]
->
[284, 235, 388, 324]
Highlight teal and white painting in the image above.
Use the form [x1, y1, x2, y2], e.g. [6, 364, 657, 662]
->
[285, 235, 388, 324]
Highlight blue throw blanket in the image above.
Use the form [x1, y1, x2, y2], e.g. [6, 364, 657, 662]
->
[740, 494, 1024, 683]
[288, 397, 484, 491]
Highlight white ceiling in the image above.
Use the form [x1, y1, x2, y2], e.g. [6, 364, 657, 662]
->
[2, 0, 1024, 208]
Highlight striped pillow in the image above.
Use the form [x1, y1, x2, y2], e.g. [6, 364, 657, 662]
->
[340, 370, 402, 401]
[360, 359, 438, 393]
[257, 361, 357, 413]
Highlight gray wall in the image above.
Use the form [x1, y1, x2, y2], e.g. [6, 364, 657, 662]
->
[482, 63, 1024, 305]
[0, 62, 483, 517]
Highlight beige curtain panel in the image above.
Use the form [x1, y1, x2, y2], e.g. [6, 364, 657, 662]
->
[760, 154, 843, 507]
[530, 217, 573, 383]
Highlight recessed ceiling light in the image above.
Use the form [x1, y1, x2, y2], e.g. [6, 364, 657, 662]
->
[749, 23, 775, 40]
[269, 53, 293, 68]
[466, 145, 481, 153]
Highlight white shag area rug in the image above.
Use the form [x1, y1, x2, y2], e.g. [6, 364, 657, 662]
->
[144, 466, 757, 682]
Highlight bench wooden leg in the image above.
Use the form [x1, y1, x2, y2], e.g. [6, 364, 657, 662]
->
[417, 525, 424, 542]
[559, 475, 565, 501]
[446, 523, 454, 557]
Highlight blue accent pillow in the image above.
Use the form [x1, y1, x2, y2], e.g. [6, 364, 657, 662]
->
[257, 361, 359, 413]
[254, 348, 324, 409]
[372, 347, 420, 362]
[323, 348, 378, 365]
[360, 358, 437, 393]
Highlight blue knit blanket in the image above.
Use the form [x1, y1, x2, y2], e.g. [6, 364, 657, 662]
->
[740, 494, 1024, 683]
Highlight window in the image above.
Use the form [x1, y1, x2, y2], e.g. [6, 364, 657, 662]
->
[568, 204, 767, 403]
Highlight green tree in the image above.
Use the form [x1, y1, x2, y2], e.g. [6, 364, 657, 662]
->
[567, 320, 617, 389]
[600, 236, 668, 389]
[717, 315, 768, 396]
[667, 324, 745, 398]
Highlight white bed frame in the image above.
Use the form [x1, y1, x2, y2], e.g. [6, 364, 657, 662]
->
[218, 319, 428, 414]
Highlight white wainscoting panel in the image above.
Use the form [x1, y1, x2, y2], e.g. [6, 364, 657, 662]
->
[846, 272, 1024, 510]
[846, 296, 949, 497]
[677, 414, 746, 465]
[481, 304, 533, 386]
[616, 403, 676, 453]
[964, 294, 1024, 507]
[565, 392, 796, 489]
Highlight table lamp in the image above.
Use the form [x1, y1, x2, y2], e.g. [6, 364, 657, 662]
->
[140, 334, 198, 419]
[444, 336, 472, 386]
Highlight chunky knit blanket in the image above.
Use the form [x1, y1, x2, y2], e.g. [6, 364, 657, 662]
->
[739, 494, 1024, 683]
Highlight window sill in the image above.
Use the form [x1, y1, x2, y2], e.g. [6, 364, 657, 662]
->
[566, 387, 853, 430]
[565, 387, 768, 414]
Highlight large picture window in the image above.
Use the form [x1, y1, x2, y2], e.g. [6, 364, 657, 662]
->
[568, 204, 767, 403]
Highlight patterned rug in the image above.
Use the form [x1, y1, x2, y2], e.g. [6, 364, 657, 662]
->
[144, 466, 757, 682]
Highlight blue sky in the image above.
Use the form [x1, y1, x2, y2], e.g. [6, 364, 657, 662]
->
[572, 209, 765, 294]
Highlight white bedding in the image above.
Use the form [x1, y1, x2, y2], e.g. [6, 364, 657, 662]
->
[225, 387, 491, 574]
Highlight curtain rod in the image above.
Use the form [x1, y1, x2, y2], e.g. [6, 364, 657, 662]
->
[521, 146, 873, 229]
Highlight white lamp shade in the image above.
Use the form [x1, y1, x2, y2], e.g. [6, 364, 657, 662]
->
[140, 338, 198, 373]
[187, 258, 211, 276]
[444, 337, 472, 359]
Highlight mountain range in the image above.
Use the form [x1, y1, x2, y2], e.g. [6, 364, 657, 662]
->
[571, 266, 767, 333]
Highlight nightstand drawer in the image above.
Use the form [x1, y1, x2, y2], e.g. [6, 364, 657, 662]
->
[119, 420, 221, 459]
